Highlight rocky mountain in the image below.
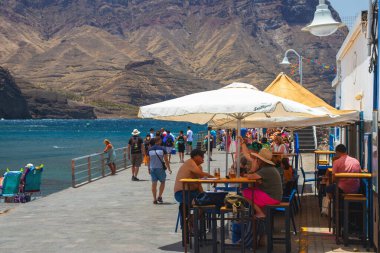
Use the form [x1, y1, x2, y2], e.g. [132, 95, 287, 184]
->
[0, 0, 347, 118]
[0, 66, 30, 119]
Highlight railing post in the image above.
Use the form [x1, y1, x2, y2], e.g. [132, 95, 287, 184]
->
[101, 153, 105, 177]
[123, 147, 127, 169]
[71, 159, 76, 188]
[88, 156, 91, 182]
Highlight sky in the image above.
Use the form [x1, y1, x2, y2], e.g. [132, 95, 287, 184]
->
[329, 0, 370, 17]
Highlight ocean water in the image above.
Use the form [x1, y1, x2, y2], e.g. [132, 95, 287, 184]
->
[0, 119, 206, 195]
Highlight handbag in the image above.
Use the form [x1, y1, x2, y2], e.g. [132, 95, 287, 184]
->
[194, 191, 228, 208]
[154, 150, 167, 170]
[321, 196, 330, 216]
[224, 194, 249, 213]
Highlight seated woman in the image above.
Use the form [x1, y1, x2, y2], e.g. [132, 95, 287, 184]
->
[239, 136, 283, 218]
[281, 158, 294, 196]
[271, 135, 288, 154]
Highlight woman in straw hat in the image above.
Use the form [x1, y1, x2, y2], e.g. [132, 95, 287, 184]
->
[238, 136, 283, 218]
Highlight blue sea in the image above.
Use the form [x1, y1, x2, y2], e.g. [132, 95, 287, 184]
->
[0, 119, 206, 195]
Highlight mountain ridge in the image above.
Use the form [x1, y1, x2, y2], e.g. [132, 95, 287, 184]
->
[0, 0, 346, 118]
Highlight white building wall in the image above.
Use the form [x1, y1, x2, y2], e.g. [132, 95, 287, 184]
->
[335, 15, 373, 121]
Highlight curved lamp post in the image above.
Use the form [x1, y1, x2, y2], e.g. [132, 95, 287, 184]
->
[302, 0, 344, 37]
[281, 49, 303, 85]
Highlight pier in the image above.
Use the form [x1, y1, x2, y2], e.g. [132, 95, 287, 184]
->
[0, 150, 374, 253]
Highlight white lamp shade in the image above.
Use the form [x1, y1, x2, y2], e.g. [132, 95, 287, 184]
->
[281, 56, 290, 65]
[302, 2, 344, 37]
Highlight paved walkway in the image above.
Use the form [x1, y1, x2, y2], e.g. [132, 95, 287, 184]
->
[0, 150, 374, 252]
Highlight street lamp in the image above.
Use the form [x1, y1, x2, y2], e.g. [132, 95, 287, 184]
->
[302, 0, 344, 37]
[281, 49, 303, 85]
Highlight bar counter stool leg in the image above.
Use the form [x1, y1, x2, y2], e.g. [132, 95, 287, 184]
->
[221, 212, 225, 253]
[194, 207, 200, 253]
[343, 200, 349, 246]
[212, 211, 217, 253]
[266, 208, 273, 253]
[285, 206, 291, 253]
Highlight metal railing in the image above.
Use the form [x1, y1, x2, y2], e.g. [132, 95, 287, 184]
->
[71, 147, 130, 188]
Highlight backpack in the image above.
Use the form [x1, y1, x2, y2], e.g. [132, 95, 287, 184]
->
[131, 137, 141, 153]
[166, 135, 174, 147]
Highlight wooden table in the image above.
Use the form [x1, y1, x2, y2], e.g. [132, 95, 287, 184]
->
[333, 172, 372, 244]
[180, 177, 257, 253]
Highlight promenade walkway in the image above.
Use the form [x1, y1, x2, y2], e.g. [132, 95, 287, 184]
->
[0, 150, 374, 253]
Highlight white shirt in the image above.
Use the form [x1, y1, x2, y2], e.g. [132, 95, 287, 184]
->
[187, 129, 193, 142]
[273, 143, 288, 154]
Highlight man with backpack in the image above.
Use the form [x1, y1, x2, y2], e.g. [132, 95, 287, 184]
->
[163, 130, 175, 163]
[128, 129, 145, 181]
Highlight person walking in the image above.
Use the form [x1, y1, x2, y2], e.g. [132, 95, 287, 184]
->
[204, 133, 214, 161]
[127, 129, 145, 181]
[149, 128, 155, 138]
[163, 130, 175, 163]
[177, 130, 186, 163]
[103, 139, 116, 175]
[143, 134, 151, 166]
[186, 126, 193, 155]
[147, 137, 171, 204]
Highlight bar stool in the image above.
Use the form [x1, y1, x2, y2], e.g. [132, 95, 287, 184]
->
[266, 202, 291, 253]
[193, 204, 218, 253]
[220, 206, 251, 253]
[343, 194, 367, 247]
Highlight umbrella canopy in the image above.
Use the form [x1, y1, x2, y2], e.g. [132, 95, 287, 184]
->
[138, 82, 332, 126]
[264, 73, 359, 125]
[138, 82, 335, 177]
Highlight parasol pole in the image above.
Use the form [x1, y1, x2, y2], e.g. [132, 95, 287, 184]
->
[207, 126, 211, 171]
[236, 118, 242, 178]
[225, 129, 228, 177]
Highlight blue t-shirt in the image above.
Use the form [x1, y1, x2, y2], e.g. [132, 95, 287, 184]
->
[148, 145, 167, 169]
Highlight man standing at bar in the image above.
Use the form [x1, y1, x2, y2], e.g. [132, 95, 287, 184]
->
[326, 144, 362, 194]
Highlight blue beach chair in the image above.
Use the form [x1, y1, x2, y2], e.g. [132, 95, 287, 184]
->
[21, 164, 43, 201]
[0, 170, 22, 202]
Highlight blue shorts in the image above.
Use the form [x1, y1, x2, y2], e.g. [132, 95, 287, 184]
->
[150, 168, 166, 182]
[174, 190, 199, 205]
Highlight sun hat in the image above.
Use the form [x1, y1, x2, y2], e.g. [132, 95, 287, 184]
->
[131, 129, 141, 135]
[250, 148, 275, 165]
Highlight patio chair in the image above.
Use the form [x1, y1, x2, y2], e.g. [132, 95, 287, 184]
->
[299, 154, 319, 196]
[21, 164, 43, 201]
[0, 170, 23, 202]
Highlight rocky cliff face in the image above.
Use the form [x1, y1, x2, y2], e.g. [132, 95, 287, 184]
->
[16, 78, 96, 119]
[0, 66, 30, 119]
[0, 0, 346, 118]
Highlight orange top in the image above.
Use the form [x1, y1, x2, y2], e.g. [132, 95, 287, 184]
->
[103, 143, 113, 153]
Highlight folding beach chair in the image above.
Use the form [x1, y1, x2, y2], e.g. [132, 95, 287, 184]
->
[21, 164, 43, 202]
[0, 170, 22, 202]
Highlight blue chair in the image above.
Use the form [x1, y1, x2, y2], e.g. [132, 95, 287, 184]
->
[278, 189, 298, 235]
[0, 170, 22, 202]
[175, 207, 182, 233]
[21, 165, 43, 201]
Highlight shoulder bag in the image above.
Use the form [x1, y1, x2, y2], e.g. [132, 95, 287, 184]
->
[154, 149, 167, 170]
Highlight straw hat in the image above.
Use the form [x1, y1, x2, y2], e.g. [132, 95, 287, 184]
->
[131, 129, 141, 135]
[250, 148, 275, 165]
